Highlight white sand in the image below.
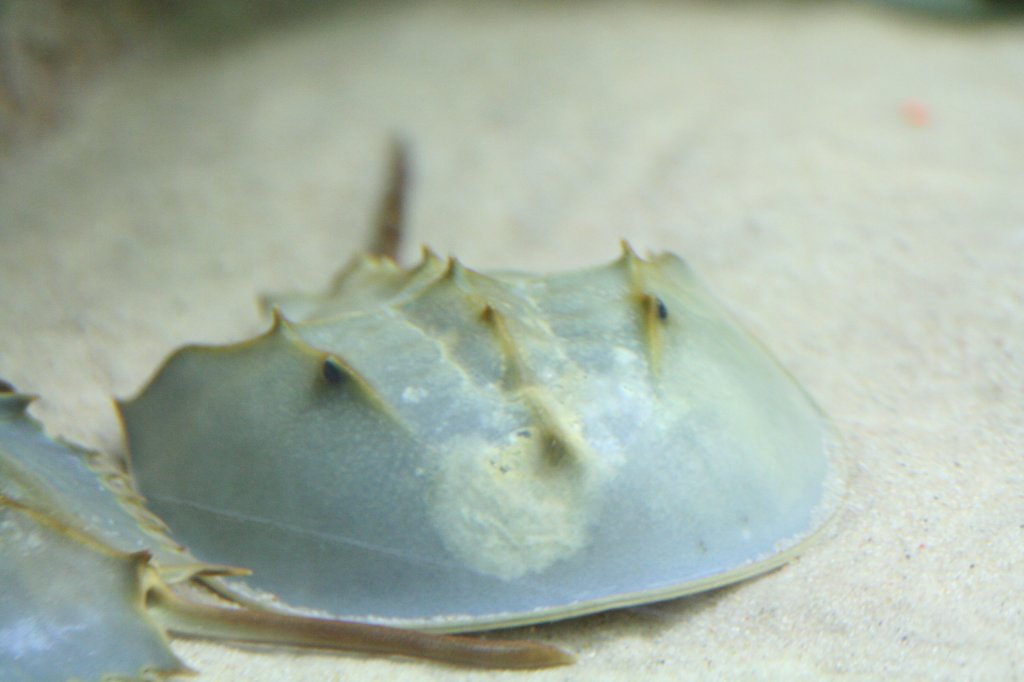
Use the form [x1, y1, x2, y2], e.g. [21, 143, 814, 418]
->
[1, 1, 1022, 679]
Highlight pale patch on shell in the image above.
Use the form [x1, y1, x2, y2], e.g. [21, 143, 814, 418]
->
[430, 433, 592, 580]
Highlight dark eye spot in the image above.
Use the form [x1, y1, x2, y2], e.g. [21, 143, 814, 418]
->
[655, 297, 668, 321]
[322, 357, 346, 385]
[0, 379, 14, 393]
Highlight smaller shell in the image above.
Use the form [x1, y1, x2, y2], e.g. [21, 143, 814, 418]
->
[122, 244, 845, 631]
[0, 502, 186, 682]
[0, 389, 187, 682]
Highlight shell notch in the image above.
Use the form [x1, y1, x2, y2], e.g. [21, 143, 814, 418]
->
[120, 242, 845, 632]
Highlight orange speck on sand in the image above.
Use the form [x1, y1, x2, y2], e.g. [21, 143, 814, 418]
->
[902, 99, 931, 127]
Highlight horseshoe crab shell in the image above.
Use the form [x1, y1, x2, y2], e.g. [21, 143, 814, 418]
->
[0, 388, 190, 681]
[120, 244, 844, 632]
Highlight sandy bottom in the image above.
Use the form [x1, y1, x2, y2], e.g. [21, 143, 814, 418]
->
[1, 1, 1022, 679]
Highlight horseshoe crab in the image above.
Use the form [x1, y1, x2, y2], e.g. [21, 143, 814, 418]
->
[0, 385, 191, 681]
[117, 145, 845, 635]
